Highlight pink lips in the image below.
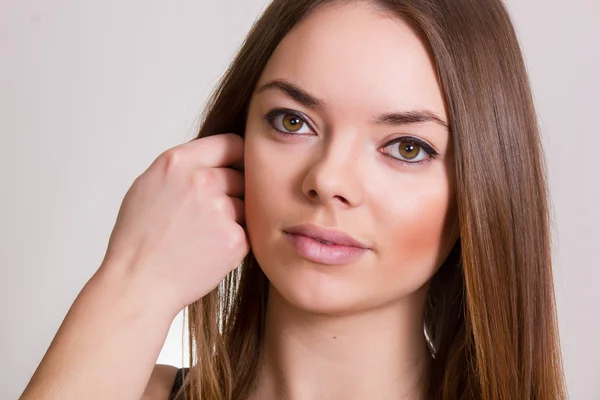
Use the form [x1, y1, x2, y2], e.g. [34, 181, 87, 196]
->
[284, 224, 369, 248]
[283, 224, 370, 265]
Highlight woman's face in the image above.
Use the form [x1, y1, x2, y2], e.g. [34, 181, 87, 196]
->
[244, 2, 458, 314]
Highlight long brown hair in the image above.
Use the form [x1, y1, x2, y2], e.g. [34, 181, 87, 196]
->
[179, 0, 566, 398]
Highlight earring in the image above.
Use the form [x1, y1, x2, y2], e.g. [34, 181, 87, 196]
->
[423, 323, 436, 359]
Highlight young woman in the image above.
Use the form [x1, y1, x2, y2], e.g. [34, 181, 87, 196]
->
[21, 0, 566, 399]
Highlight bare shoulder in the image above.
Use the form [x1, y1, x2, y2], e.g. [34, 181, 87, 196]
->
[141, 364, 180, 400]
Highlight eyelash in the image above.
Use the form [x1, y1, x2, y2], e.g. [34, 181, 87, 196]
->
[263, 108, 440, 167]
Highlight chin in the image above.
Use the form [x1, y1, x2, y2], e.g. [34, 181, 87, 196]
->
[258, 257, 376, 317]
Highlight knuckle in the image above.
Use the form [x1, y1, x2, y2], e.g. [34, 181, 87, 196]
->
[228, 226, 246, 249]
[160, 149, 183, 171]
[213, 196, 230, 214]
[191, 168, 213, 190]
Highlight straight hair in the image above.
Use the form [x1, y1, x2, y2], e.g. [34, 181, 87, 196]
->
[177, 1, 566, 398]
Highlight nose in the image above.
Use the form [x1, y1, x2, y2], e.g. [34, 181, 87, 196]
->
[301, 135, 365, 208]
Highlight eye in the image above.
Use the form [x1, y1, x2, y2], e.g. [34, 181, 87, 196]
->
[264, 108, 313, 135]
[381, 137, 439, 165]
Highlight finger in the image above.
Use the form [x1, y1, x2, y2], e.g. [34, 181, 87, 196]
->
[210, 167, 245, 199]
[230, 197, 246, 226]
[181, 133, 244, 169]
[227, 224, 251, 267]
[217, 196, 246, 226]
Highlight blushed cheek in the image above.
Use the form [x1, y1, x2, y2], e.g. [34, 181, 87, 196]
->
[382, 184, 457, 279]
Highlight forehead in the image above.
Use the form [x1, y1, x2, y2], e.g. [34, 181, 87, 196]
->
[256, 2, 446, 120]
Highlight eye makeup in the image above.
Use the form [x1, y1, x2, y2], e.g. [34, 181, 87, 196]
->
[263, 107, 440, 168]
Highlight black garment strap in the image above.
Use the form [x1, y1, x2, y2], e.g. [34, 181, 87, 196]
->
[169, 367, 190, 400]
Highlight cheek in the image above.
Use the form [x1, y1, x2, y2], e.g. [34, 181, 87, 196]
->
[244, 139, 271, 232]
[372, 175, 457, 288]
[243, 132, 294, 246]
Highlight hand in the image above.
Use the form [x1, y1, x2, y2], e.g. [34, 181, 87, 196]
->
[100, 133, 249, 313]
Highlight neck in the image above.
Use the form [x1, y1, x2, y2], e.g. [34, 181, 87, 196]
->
[249, 284, 431, 400]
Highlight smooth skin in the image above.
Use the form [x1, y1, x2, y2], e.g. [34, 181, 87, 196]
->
[243, 2, 457, 400]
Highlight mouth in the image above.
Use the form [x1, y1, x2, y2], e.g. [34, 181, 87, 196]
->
[312, 238, 336, 245]
[282, 231, 370, 266]
[283, 223, 370, 249]
[285, 233, 351, 246]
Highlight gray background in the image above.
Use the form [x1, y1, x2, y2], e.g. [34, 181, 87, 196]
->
[1, 0, 598, 398]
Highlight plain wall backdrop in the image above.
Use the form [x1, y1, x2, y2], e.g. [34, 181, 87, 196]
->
[1, 0, 598, 398]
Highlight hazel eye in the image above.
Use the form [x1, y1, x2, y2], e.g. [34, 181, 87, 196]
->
[381, 137, 437, 164]
[264, 109, 313, 135]
[282, 113, 305, 132]
[398, 141, 421, 160]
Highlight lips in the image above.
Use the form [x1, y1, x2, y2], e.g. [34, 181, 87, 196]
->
[283, 223, 370, 249]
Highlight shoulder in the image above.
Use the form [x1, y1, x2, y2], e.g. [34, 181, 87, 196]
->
[141, 364, 180, 400]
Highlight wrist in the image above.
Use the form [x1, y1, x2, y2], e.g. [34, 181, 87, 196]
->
[91, 261, 181, 324]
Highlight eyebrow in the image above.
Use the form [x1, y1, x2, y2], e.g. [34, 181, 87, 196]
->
[255, 79, 449, 130]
